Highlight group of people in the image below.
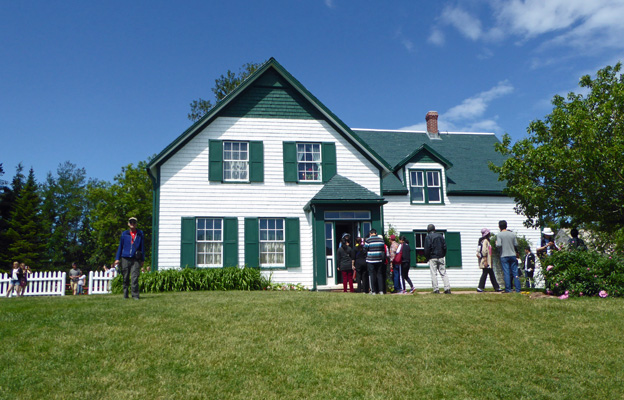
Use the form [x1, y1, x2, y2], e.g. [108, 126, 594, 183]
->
[68, 263, 87, 295]
[5, 261, 31, 297]
[335, 229, 415, 294]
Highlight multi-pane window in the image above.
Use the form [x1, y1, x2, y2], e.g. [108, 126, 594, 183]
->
[414, 232, 427, 265]
[410, 170, 442, 204]
[196, 218, 222, 267]
[260, 218, 285, 266]
[297, 143, 321, 182]
[223, 141, 248, 181]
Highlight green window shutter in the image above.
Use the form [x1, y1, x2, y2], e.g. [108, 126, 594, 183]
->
[322, 142, 337, 183]
[283, 142, 297, 182]
[209, 140, 223, 182]
[244, 218, 259, 268]
[285, 217, 300, 268]
[223, 218, 238, 267]
[445, 232, 462, 267]
[249, 141, 264, 182]
[400, 231, 417, 268]
[180, 217, 196, 268]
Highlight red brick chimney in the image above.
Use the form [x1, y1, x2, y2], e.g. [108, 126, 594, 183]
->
[426, 111, 439, 135]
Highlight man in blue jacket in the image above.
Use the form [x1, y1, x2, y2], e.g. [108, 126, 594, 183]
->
[113, 217, 145, 300]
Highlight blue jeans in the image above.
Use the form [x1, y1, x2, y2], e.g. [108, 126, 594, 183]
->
[392, 264, 403, 292]
[500, 256, 521, 292]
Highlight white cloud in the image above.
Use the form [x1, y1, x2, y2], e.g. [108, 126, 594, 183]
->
[428, 29, 445, 46]
[324, 0, 335, 9]
[399, 81, 514, 133]
[433, 0, 624, 52]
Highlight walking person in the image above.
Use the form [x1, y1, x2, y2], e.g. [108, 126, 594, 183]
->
[5, 262, 22, 298]
[496, 220, 521, 293]
[354, 237, 369, 293]
[337, 233, 355, 292]
[476, 228, 502, 292]
[399, 236, 415, 294]
[424, 224, 451, 294]
[364, 229, 386, 295]
[113, 217, 145, 300]
[69, 263, 80, 295]
[17, 263, 31, 296]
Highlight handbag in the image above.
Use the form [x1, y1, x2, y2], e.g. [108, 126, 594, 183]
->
[393, 251, 402, 264]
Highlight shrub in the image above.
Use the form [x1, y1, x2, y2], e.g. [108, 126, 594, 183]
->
[542, 251, 624, 297]
[111, 266, 267, 294]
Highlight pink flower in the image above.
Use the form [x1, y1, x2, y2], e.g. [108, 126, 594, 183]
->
[579, 292, 583, 296]
[555, 283, 559, 286]
[565, 290, 569, 295]
[599, 290, 608, 298]
[559, 294, 569, 299]
[587, 268, 590, 271]
[547, 265, 554, 271]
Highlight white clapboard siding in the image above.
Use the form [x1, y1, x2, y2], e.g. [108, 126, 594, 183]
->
[156, 117, 381, 288]
[0, 271, 66, 297]
[88, 270, 117, 294]
[384, 194, 542, 289]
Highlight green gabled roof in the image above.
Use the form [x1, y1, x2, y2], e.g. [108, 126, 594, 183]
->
[148, 58, 391, 178]
[382, 173, 408, 195]
[303, 175, 386, 211]
[353, 129, 507, 194]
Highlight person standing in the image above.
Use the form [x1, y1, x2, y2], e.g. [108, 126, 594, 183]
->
[69, 263, 80, 295]
[523, 247, 536, 289]
[5, 262, 22, 297]
[399, 236, 415, 294]
[568, 228, 587, 251]
[353, 237, 369, 293]
[537, 227, 560, 258]
[496, 220, 521, 293]
[424, 224, 451, 294]
[389, 235, 403, 293]
[364, 229, 386, 295]
[77, 270, 86, 295]
[336, 234, 355, 292]
[476, 228, 502, 292]
[113, 217, 145, 300]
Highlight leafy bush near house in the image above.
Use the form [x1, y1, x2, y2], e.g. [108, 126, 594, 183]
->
[111, 266, 267, 294]
[542, 251, 624, 297]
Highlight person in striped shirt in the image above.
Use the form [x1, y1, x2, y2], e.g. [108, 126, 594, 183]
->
[364, 229, 386, 295]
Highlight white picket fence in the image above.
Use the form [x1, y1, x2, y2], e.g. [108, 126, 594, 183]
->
[88, 270, 117, 295]
[0, 271, 66, 297]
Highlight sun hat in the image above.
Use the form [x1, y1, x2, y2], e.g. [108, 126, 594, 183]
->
[481, 228, 490, 238]
[543, 227, 554, 236]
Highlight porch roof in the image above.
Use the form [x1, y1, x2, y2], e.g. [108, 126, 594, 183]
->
[303, 175, 387, 211]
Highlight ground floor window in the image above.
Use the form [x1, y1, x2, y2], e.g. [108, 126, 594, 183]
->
[196, 218, 223, 267]
[260, 218, 285, 267]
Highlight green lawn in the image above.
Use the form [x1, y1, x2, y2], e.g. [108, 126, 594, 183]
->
[1, 291, 623, 399]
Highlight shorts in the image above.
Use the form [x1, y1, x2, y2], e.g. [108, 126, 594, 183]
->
[10, 279, 20, 286]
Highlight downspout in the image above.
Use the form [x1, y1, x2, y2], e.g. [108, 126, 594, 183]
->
[147, 166, 160, 272]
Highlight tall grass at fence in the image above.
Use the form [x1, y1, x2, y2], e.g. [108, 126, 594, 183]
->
[110, 266, 266, 293]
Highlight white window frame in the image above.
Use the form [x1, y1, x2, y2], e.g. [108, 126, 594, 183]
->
[259, 218, 285, 267]
[297, 143, 322, 182]
[196, 218, 223, 267]
[410, 169, 443, 204]
[223, 141, 249, 182]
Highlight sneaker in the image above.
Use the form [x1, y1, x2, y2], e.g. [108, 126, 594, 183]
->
[444, 289, 452, 294]
[495, 288, 503, 292]
[410, 287, 416, 294]
[476, 288, 484, 293]
[433, 290, 440, 294]
[371, 292, 376, 295]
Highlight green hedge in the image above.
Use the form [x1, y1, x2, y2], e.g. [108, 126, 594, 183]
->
[111, 267, 267, 294]
[542, 251, 624, 297]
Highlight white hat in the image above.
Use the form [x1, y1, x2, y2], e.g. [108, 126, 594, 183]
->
[543, 227, 554, 236]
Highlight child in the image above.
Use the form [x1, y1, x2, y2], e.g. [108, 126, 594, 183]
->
[523, 247, 536, 289]
[77, 270, 86, 295]
[5, 262, 23, 297]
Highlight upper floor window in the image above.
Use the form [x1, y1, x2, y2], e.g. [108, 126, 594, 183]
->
[297, 143, 321, 182]
[410, 170, 443, 204]
[223, 141, 248, 182]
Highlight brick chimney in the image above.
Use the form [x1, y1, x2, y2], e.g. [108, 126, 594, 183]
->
[426, 111, 439, 138]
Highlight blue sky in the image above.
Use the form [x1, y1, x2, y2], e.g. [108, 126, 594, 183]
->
[1, 0, 623, 183]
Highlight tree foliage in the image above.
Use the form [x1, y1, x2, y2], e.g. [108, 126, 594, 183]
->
[491, 63, 624, 233]
[187, 62, 262, 122]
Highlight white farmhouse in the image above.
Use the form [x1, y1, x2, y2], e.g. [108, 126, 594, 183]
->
[147, 58, 539, 290]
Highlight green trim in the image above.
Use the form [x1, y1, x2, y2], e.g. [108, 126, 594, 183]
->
[223, 218, 238, 267]
[285, 218, 300, 268]
[208, 140, 223, 182]
[283, 142, 297, 182]
[148, 168, 160, 271]
[393, 144, 453, 171]
[446, 231, 462, 267]
[180, 217, 196, 268]
[446, 190, 506, 196]
[249, 141, 264, 182]
[321, 142, 336, 183]
[244, 218, 260, 268]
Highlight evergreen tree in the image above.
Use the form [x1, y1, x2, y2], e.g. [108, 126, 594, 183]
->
[5, 168, 47, 268]
[0, 164, 25, 269]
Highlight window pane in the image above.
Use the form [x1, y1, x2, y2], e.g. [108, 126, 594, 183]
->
[428, 187, 441, 202]
[223, 141, 249, 181]
[259, 218, 285, 267]
[297, 143, 321, 181]
[196, 219, 223, 267]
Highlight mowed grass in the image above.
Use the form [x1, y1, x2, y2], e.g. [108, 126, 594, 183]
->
[1, 291, 623, 400]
